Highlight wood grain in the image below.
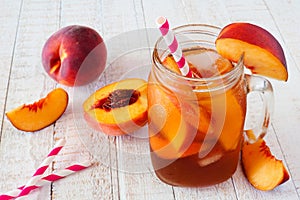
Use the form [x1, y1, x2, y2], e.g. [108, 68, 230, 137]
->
[0, 0, 299, 199]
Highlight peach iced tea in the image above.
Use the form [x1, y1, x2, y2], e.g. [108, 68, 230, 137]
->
[148, 43, 246, 186]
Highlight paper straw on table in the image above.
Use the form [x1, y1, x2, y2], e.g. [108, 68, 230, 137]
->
[156, 16, 193, 78]
[17, 138, 66, 197]
[0, 161, 92, 200]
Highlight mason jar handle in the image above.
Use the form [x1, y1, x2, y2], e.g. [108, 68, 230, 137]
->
[244, 74, 274, 143]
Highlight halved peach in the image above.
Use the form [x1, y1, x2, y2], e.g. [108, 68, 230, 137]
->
[83, 78, 148, 136]
[216, 22, 288, 81]
[6, 88, 68, 132]
[242, 139, 290, 191]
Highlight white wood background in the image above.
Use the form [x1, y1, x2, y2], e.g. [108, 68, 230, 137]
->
[1, 0, 300, 199]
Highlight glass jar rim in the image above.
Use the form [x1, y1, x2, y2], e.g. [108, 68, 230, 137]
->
[152, 23, 244, 85]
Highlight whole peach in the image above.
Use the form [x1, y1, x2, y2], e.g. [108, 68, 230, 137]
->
[42, 25, 107, 86]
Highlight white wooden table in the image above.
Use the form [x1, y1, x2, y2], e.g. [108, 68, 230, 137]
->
[1, 0, 300, 199]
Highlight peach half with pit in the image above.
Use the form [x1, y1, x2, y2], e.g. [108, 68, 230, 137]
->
[242, 139, 290, 191]
[6, 88, 68, 132]
[215, 22, 288, 81]
[83, 78, 148, 136]
[42, 25, 107, 86]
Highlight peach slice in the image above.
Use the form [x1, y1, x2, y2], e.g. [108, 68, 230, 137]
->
[149, 56, 216, 159]
[162, 56, 181, 75]
[161, 55, 212, 136]
[148, 83, 211, 159]
[6, 88, 68, 132]
[83, 78, 148, 136]
[149, 132, 202, 160]
[197, 143, 224, 167]
[162, 51, 244, 152]
[217, 88, 246, 151]
[216, 22, 288, 81]
[242, 139, 290, 191]
[148, 83, 189, 151]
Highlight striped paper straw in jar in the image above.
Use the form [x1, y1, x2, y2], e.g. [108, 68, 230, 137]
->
[156, 16, 193, 78]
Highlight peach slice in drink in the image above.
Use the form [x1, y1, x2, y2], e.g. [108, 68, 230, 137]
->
[150, 53, 236, 159]
[217, 89, 245, 151]
[197, 80, 245, 152]
[197, 142, 224, 167]
[162, 56, 181, 75]
[149, 132, 202, 160]
[148, 82, 198, 159]
[163, 52, 242, 151]
[162, 55, 214, 138]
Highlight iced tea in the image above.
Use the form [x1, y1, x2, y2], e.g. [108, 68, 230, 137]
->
[148, 45, 246, 186]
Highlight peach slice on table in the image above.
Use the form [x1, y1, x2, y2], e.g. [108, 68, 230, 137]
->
[6, 88, 68, 132]
[215, 22, 288, 81]
[242, 139, 290, 191]
[83, 78, 148, 136]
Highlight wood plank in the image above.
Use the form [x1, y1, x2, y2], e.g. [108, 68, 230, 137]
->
[0, 0, 60, 199]
[142, 0, 188, 28]
[1, 1, 299, 200]
[0, 0, 22, 138]
[181, 0, 231, 26]
[100, 0, 175, 199]
[49, 0, 117, 200]
[263, 1, 300, 198]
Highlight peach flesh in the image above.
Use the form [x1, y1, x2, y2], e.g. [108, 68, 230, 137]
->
[216, 22, 288, 81]
[83, 78, 148, 136]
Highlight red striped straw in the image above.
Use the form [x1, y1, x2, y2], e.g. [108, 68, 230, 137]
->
[156, 16, 193, 78]
[17, 138, 66, 197]
[0, 161, 91, 200]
